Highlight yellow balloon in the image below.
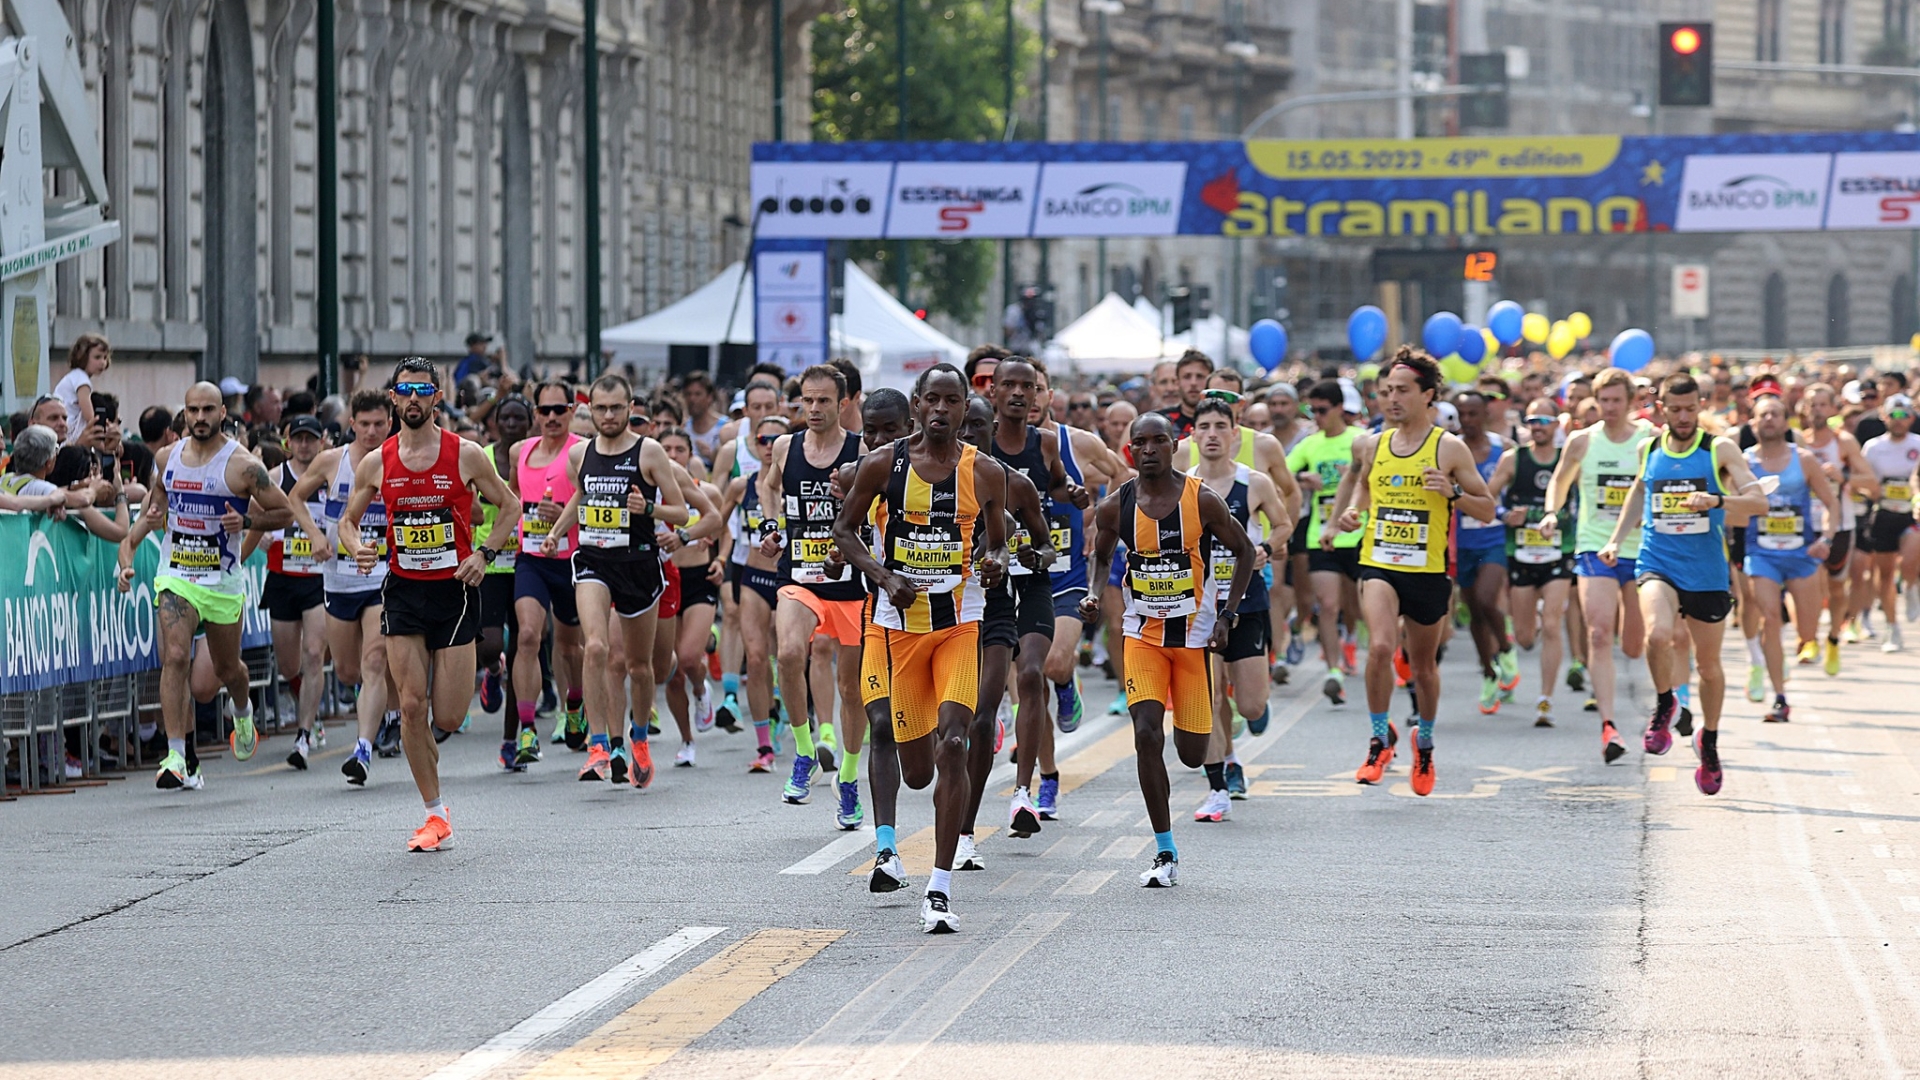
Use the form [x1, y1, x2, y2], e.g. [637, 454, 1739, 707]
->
[1568, 311, 1593, 339]
[1547, 321, 1576, 360]
[1521, 312, 1551, 344]
[1440, 355, 1480, 385]
[1910, 332, 1920, 353]
[1481, 328, 1500, 363]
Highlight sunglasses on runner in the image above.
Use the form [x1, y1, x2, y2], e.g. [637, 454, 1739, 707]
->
[1203, 388, 1242, 404]
[1525, 416, 1557, 426]
[1310, 404, 1335, 416]
[1890, 409, 1913, 421]
[392, 382, 437, 398]
[757, 433, 781, 446]
[629, 415, 651, 429]
[535, 403, 571, 416]
[971, 373, 995, 390]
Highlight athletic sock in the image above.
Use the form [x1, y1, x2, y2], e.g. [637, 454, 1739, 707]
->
[167, 737, 186, 758]
[566, 691, 583, 714]
[928, 867, 952, 897]
[1154, 830, 1178, 858]
[1415, 714, 1433, 744]
[754, 720, 772, 754]
[1676, 684, 1692, 709]
[1701, 727, 1719, 751]
[1204, 762, 1227, 791]
[722, 672, 740, 697]
[1041, 770, 1060, 782]
[517, 701, 537, 728]
[1746, 637, 1765, 665]
[424, 798, 446, 818]
[837, 747, 860, 783]
[792, 717, 816, 758]
[356, 737, 373, 755]
[588, 733, 609, 752]
[1657, 689, 1676, 715]
[1369, 711, 1391, 741]
[876, 824, 897, 853]
[1223, 751, 1239, 766]
[610, 735, 624, 753]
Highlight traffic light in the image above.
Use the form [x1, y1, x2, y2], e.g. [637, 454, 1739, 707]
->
[1659, 22, 1712, 107]
[1458, 53, 1509, 129]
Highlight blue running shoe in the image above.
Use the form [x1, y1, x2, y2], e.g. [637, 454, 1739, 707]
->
[1108, 691, 1129, 716]
[479, 667, 503, 714]
[498, 739, 525, 773]
[1225, 761, 1247, 799]
[1284, 636, 1306, 666]
[1056, 675, 1083, 733]
[342, 742, 371, 786]
[835, 780, 864, 829]
[783, 754, 815, 804]
[1036, 775, 1060, 819]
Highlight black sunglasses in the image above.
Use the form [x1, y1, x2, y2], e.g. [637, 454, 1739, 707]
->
[629, 415, 652, 428]
[756, 433, 781, 446]
[1310, 404, 1335, 415]
[536, 404, 571, 417]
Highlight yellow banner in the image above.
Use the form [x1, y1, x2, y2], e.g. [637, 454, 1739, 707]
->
[1245, 136, 1622, 180]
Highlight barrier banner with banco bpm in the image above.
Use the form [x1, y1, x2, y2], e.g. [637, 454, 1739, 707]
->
[0, 513, 272, 695]
[750, 132, 1920, 240]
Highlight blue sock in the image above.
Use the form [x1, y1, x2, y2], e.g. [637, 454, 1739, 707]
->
[1369, 711, 1391, 740]
[722, 672, 740, 697]
[1154, 830, 1178, 857]
[1415, 715, 1433, 747]
[1676, 684, 1692, 709]
[589, 733, 609, 751]
[631, 718, 648, 743]
[876, 824, 896, 854]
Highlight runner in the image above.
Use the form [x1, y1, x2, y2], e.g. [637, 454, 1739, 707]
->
[514, 381, 587, 749]
[335, 358, 520, 848]
[712, 380, 783, 736]
[1289, 379, 1363, 706]
[759, 365, 870, 824]
[284, 390, 400, 785]
[117, 382, 295, 789]
[534, 373, 688, 789]
[655, 427, 725, 767]
[1082, 411, 1255, 883]
[1540, 367, 1656, 762]
[1487, 398, 1575, 727]
[833, 364, 1008, 932]
[1858, 393, 1920, 652]
[714, 414, 791, 770]
[244, 414, 329, 769]
[1800, 383, 1876, 674]
[1326, 348, 1497, 796]
[1452, 390, 1520, 714]
[1189, 399, 1288, 821]
[1741, 396, 1841, 723]
[475, 396, 533, 770]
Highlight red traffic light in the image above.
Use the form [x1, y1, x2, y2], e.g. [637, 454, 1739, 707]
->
[1670, 26, 1701, 55]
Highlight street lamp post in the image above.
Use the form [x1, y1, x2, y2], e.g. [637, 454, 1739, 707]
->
[1225, 31, 1258, 335]
[1086, 0, 1122, 299]
[317, 0, 337, 397]
[583, 0, 601, 379]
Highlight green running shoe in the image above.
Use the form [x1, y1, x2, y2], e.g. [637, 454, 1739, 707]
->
[514, 725, 542, 766]
[1478, 675, 1500, 715]
[229, 712, 258, 761]
[1495, 648, 1520, 693]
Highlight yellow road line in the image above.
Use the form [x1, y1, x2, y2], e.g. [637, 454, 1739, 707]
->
[999, 722, 1141, 798]
[518, 928, 842, 1080]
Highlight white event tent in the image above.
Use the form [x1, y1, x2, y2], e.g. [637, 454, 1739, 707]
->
[1052, 292, 1177, 375]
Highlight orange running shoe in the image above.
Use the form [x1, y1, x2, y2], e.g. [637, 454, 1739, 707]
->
[407, 810, 452, 852]
[1354, 738, 1394, 784]
[577, 744, 611, 782]
[1410, 744, 1435, 796]
[630, 741, 655, 790]
[1392, 647, 1412, 688]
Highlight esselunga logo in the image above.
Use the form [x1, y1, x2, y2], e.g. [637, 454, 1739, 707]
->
[1043, 181, 1174, 219]
[1687, 174, 1820, 212]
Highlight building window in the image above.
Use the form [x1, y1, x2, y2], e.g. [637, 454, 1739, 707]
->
[1178, 104, 1196, 141]
[1827, 272, 1851, 346]
[1892, 274, 1916, 342]
[1076, 94, 1093, 140]
[1764, 273, 1789, 348]
[1141, 101, 1161, 141]
[1757, 0, 1782, 60]
[1821, 0, 1848, 64]
[1105, 93, 1123, 138]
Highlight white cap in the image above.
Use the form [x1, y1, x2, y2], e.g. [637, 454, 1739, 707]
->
[729, 390, 747, 414]
[1338, 378, 1364, 415]
[1434, 401, 1461, 433]
[1888, 392, 1915, 411]
[1267, 381, 1298, 401]
[1843, 380, 1866, 404]
[218, 376, 249, 397]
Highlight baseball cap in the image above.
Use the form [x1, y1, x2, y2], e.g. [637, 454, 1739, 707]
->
[1887, 393, 1914, 412]
[1748, 375, 1783, 401]
[1435, 401, 1461, 433]
[287, 415, 325, 439]
[729, 390, 747, 415]
[465, 331, 492, 346]
[1843, 380, 1866, 404]
[218, 376, 249, 397]
[1338, 378, 1365, 415]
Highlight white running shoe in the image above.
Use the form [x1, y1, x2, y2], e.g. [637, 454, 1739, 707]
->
[674, 742, 696, 767]
[1194, 790, 1230, 822]
[1008, 789, 1043, 837]
[869, 849, 908, 893]
[921, 892, 959, 933]
[1885, 624, 1905, 653]
[693, 687, 715, 733]
[956, 833, 985, 871]
[1139, 850, 1179, 888]
[1908, 583, 1919, 623]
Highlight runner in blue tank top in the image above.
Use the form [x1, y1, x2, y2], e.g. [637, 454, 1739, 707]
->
[1599, 373, 1769, 796]
[1741, 396, 1840, 724]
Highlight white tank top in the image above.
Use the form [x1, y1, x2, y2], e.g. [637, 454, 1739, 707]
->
[1804, 432, 1854, 530]
[323, 446, 389, 593]
[156, 439, 246, 592]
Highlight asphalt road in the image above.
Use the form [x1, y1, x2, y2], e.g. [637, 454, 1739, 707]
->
[5, 620, 1920, 1079]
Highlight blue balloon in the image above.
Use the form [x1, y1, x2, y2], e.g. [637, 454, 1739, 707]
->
[1249, 319, 1288, 371]
[1457, 324, 1487, 365]
[1347, 305, 1388, 360]
[1608, 328, 1655, 372]
[1487, 300, 1525, 346]
[1422, 311, 1465, 359]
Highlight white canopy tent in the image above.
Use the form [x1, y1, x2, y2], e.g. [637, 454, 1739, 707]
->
[838, 262, 967, 391]
[1052, 292, 1177, 375]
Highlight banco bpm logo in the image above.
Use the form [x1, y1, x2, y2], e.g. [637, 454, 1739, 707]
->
[1686, 172, 1820, 212]
[1044, 181, 1173, 221]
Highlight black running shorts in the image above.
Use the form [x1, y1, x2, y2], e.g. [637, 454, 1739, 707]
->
[381, 576, 480, 650]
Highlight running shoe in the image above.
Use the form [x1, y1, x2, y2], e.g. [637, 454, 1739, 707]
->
[563, 707, 588, 751]
[921, 892, 959, 933]
[1409, 743, 1436, 796]
[514, 726, 542, 766]
[1496, 648, 1520, 692]
[1285, 636, 1306, 665]
[783, 755, 815, 803]
[312, 720, 327, 748]
[1602, 720, 1626, 764]
[1230, 703, 1246, 741]
[1745, 664, 1766, 703]
[674, 742, 696, 767]
[1534, 698, 1554, 728]
[630, 742, 654, 790]
[1139, 851, 1179, 888]
[479, 665, 503, 714]
[1884, 623, 1906, 653]
[577, 744, 611, 781]
[1843, 616, 1865, 644]
[751, 749, 775, 773]
[434, 722, 456, 745]
[1392, 647, 1411, 687]
[1693, 730, 1724, 795]
[1056, 675, 1083, 733]
[1644, 697, 1675, 755]
[1036, 775, 1060, 818]
[647, 708, 662, 736]
[540, 679, 559, 715]
[1675, 706, 1694, 738]
[956, 833, 985, 870]
[1079, 640, 1094, 668]
[818, 722, 839, 771]
[1194, 790, 1231, 822]
[286, 730, 311, 771]
[1225, 761, 1247, 799]
[1765, 696, 1791, 723]
[1107, 691, 1129, 716]
[342, 743, 371, 786]
[1566, 662, 1587, 692]
[1796, 640, 1819, 665]
[693, 687, 715, 733]
[1478, 675, 1500, 715]
[870, 849, 908, 893]
[154, 750, 202, 791]
[995, 698, 1013, 754]
[1909, 581, 1920, 623]
[1354, 737, 1394, 785]
[374, 713, 402, 757]
[229, 712, 258, 761]
[407, 810, 452, 852]
[715, 692, 741, 733]
[1270, 663, 1290, 687]
[1009, 789, 1043, 837]
[1342, 634, 1358, 675]
[549, 711, 567, 745]
[1824, 640, 1842, 676]
[1323, 667, 1345, 706]
[836, 781, 864, 830]
[1583, 695, 1599, 713]
[498, 739, 523, 773]
[609, 746, 630, 785]
[1247, 703, 1270, 735]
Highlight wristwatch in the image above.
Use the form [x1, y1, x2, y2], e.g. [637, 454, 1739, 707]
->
[1449, 482, 1464, 500]
[240, 512, 253, 531]
[478, 544, 498, 564]
[675, 527, 692, 544]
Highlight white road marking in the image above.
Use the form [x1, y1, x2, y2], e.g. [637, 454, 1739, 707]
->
[418, 925, 725, 1080]
[778, 828, 872, 876]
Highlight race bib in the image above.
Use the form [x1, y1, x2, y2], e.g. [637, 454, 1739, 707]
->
[339, 521, 388, 558]
[1651, 478, 1709, 535]
[1047, 513, 1072, 574]
[1757, 505, 1805, 551]
[1515, 525, 1561, 565]
[1129, 552, 1197, 619]
[394, 508, 458, 572]
[1597, 473, 1634, 519]
[522, 502, 568, 555]
[1210, 545, 1238, 598]
[1369, 507, 1432, 568]
[167, 531, 225, 585]
[890, 526, 964, 594]
[580, 498, 631, 549]
[1883, 479, 1913, 515]
[1007, 526, 1035, 577]
[278, 527, 318, 575]
[790, 528, 850, 584]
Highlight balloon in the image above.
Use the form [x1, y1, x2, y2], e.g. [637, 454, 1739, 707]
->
[1422, 311, 1465, 358]
[1440, 355, 1480, 385]
[1249, 319, 1288, 371]
[1608, 328, 1655, 372]
[1481, 328, 1500, 364]
[1487, 300, 1525, 345]
[1568, 311, 1593, 339]
[1356, 363, 1381, 382]
[1456, 324, 1487, 365]
[1347, 305, 1388, 360]
[1521, 312, 1551, 344]
[1546, 320, 1576, 359]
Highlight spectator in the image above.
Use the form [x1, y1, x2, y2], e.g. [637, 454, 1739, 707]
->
[0, 425, 84, 515]
[455, 332, 494, 383]
[218, 376, 249, 415]
[681, 372, 724, 464]
[244, 384, 283, 427]
[8, 410, 27, 442]
[53, 333, 111, 444]
[47, 444, 129, 539]
[31, 394, 69, 444]
[138, 404, 176, 448]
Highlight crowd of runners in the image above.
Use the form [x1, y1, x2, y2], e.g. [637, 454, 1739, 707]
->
[96, 339, 1920, 933]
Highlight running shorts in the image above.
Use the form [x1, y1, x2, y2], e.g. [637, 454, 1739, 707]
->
[860, 609, 890, 707]
[260, 572, 324, 622]
[1508, 554, 1574, 591]
[479, 572, 515, 629]
[1358, 567, 1453, 627]
[1863, 509, 1914, 554]
[324, 586, 382, 624]
[1574, 552, 1638, 585]
[1635, 572, 1733, 624]
[733, 564, 781, 609]
[1744, 549, 1820, 586]
[1308, 545, 1362, 580]
[983, 573, 1055, 652]
[572, 552, 666, 618]
[1052, 587, 1088, 622]
[678, 562, 721, 610]
[1122, 638, 1214, 734]
[381, 576, 480, 650]
[1824, 529, 1853, 577]
[155, 576, 245, 626]
[1217, 606, 1271, 663]
[657, 560, 682, 620]
[882, 623, 980, 743]
[1453, 543, 1507, 586]
[1726, 528, 1747, 570]
[514, 554, 581, 626]
[780, 585, 864, 647]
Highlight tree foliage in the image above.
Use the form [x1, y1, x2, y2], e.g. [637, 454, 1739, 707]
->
[811, 0, 1036, 324]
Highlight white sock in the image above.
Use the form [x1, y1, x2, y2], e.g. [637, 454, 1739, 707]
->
[1746, 637, 1765, 665]
[424, 798, 447, 819]
[928, 867, 953, 896]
